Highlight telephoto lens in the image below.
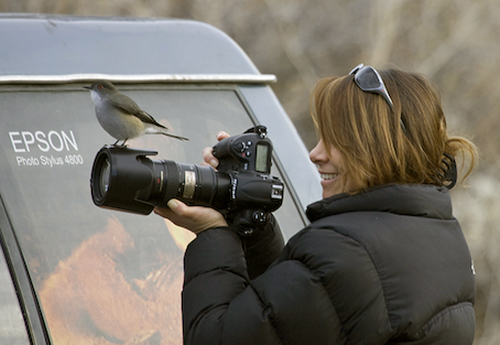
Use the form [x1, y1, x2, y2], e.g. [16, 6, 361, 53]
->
[91, 145, 231, 215]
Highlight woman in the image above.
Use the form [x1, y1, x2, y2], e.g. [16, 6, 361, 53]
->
[155, 64, 477, 344]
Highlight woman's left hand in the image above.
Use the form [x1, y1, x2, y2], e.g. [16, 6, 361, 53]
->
[154, 199, 228, 235]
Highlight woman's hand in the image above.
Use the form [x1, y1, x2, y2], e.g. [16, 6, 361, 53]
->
[202, 131, 230, 169]
[154, 131, 231, 235]
[154, 199, 228, 235]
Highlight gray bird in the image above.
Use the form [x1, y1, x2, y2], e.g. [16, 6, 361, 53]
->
[84, 80, 189, 146]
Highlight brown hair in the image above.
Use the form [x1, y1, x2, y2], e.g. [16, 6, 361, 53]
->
[310, 68, 477, 192]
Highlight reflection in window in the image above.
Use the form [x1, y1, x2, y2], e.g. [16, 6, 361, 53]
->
[39, 217, 189, 344]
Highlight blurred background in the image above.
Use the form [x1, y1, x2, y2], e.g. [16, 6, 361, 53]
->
[1, 0, 498, 343]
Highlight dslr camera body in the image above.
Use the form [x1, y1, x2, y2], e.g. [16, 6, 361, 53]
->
[91, 125, 284, 235]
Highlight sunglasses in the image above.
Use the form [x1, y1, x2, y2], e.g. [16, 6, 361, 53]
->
[349, 64, 456, 188]
[349, 63, 407, 134]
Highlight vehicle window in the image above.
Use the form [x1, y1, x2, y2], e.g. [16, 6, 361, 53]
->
[0, 84, 305, 344]
[0, 245, 30, 344]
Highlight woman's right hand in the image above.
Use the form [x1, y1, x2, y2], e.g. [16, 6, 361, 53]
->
[202, 131, 230, 169]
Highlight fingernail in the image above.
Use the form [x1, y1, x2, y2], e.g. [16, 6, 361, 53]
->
[167, 199, 180, 210]
[216, 132, 225, 140]
[210, 159, 218, 168]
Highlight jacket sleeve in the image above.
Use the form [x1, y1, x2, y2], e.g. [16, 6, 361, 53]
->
[241, 214, 285, 279]
[182, 227, 347, 345]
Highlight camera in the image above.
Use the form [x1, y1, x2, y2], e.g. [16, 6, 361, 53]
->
[90, 126, 284, 235]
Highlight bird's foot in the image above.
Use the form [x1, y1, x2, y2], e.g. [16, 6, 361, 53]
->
[112, 139, 129, 148]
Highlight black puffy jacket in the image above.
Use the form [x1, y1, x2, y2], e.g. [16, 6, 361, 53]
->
[182, 184, 475, 344]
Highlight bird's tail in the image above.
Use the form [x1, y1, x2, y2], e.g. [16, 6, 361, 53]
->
[162, 132, 189, 141]
[145, 126, 189, 141]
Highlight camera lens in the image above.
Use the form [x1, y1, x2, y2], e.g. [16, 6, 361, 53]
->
[146, 161, 232, 210]
[99, 158, 111, 196]
[92, 153, 111, 203]
[91, 146, 233, 215]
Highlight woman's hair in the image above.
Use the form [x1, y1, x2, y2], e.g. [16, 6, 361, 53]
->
[310, 67, 477, 193]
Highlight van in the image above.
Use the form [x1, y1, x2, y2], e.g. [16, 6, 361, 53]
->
[0, 14, 320, 344]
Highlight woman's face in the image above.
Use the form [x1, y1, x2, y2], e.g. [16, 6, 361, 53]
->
[309, 139, 354, 198]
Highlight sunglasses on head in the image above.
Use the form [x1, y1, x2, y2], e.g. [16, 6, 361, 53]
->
[349, 63, 407, 134]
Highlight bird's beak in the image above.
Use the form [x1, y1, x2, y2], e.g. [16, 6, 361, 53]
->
[83, 85, 92, 90]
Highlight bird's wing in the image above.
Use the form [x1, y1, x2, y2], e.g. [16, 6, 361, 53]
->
[109, 93, 168, 129]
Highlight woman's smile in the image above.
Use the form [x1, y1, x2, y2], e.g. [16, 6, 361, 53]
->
[320, 172, 339, 181]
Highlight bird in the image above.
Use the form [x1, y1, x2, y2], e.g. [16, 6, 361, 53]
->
[84, 80, 189, 146]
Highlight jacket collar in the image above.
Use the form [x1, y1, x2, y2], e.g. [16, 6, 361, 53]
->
[306, 184, 453, 223]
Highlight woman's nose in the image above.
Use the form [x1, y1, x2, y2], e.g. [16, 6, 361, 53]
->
[309, 140, 327, 164]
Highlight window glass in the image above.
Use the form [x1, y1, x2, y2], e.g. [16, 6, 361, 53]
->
[0, 85, 305, 344]
[0, 246, 30, 344]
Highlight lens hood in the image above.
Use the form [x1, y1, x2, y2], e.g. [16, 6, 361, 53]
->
[91, 145, 158, 215]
